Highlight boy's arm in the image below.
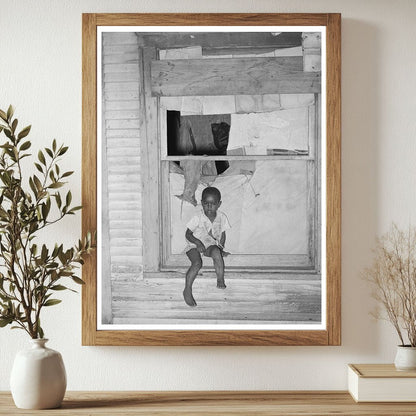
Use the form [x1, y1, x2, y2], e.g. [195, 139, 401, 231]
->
[185, 228, 206, 253]
[219, 231, 226, 249]
[219, 231, 230, 257]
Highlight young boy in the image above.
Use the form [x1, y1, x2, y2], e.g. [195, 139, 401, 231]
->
[183, 186, 231, 307]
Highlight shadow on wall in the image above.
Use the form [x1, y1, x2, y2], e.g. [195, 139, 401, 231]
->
[341, 19, 381, 355]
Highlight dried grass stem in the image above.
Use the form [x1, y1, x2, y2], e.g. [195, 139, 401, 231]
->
[363, 224, 416, 347]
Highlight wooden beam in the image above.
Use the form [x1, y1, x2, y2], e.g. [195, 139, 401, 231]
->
[202, 46, 298, 57]
[138, 32, 302, 49]
[151, 57, 321, 96]
[139, 47, 161, 272]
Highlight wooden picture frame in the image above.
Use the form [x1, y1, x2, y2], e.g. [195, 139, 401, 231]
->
[82, 13, 341, 346]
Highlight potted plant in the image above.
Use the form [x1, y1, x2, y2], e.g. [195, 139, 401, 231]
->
[363, 223, 416, 370]
[0, 106, 94, 408]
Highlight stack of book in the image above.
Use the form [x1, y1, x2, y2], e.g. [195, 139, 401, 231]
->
[348, 364, 416, 402]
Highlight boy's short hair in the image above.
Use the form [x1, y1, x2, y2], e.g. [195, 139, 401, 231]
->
[202, 186, 221, 202]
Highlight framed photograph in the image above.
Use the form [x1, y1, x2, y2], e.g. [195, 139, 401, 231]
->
[82, 13, 341, 346]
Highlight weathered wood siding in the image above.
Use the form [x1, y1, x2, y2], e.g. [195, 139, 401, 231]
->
[151, 57, 321, 96]
[102, 33, 143, 289]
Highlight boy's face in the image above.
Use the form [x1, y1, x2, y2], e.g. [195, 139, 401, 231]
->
[201, 193, 221, 217]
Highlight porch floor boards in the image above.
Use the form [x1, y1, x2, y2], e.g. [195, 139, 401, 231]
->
[111, 272, 321, 325]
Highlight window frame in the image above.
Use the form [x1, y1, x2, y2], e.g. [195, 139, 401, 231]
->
[158, 95, 320, 272]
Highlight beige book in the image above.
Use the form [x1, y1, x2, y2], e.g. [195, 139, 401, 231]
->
[348, 364, 416, 402]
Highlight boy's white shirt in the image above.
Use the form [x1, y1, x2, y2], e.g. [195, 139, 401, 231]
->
[185, 209, 231, 250]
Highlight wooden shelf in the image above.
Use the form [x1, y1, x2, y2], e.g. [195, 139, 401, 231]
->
[2, 391, 416, 415]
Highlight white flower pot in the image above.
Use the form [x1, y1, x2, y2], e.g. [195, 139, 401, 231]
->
[10, 339, 67, 409]
[394, 345, 416, 371]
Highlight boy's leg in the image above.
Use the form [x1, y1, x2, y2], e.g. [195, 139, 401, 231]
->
[205, 245, 226, 289]
[183, 248, 202, 306]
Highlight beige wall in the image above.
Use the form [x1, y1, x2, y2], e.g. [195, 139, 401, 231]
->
[1, 0, 416, 390]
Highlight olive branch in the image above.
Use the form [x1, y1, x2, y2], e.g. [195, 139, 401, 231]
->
[0, 105, 94, 338]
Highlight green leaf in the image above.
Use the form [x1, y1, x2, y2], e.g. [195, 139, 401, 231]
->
[29, 177, 38, 196]
[61, 171, 74, 178]
[41, 244, 48, 262]
[50, 270, 58, 281]
[41, 202, 50, 221]
[11, 119, 18, 133]
[52, 139, 57, 152]
[33, 175, 42, 192]
[19, 140, 31, 151]
[38, 150, 46, 165]
[55, 192, 62, 208]
[6, 105, 14, 121]
[65, 191, 72, 207]
[4, 129, 12, 140]
[71, 276, 85, 285]
[0, 109, 7, 121]
[51, 244, 59, 258]
[0, 317, 13, 327]
[34, 163, 43, 173]
[58, 146, 68, 156]
[43, 299, 62, 307]
[48, 182, 64, 189]
[0, 293, 11, 302]
[38, 325, 44, 339]
[58, 250, 67, 264]
[17, 125, 31, 140]
[50, 285, 68, 291]
[45, 148, 53, 158]
[69, 206, 82, 213]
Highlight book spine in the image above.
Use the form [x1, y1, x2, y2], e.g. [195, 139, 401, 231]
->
[347, 366, 359, 402]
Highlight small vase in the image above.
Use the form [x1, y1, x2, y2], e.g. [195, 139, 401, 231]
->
[394, 345, 416, 371]
[10, 338, 67, 409]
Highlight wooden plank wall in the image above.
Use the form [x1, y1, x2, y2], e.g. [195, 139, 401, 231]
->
[151, 57, 321, 96]
[102, 33, 143, 292]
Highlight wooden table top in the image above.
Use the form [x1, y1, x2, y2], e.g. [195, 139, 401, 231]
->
[1, 391, 416, 415]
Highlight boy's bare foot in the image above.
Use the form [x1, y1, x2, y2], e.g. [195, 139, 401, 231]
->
[183, 288, 197, 306]
[217, 280, 226, 289]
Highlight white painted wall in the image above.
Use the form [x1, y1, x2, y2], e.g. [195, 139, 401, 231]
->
[1, 0, 416, 391]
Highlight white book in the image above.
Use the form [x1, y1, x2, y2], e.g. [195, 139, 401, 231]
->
[348, 364, 416, 402]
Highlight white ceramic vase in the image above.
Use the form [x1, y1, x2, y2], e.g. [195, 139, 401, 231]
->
[10, 338, 67, 409]
[394, 345, 416, 371]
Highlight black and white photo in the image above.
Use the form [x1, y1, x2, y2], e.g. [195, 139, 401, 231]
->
[97, 26, 326, 330]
